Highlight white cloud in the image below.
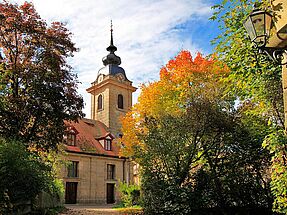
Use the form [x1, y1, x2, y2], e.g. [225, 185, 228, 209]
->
[9, 0, 213, 117]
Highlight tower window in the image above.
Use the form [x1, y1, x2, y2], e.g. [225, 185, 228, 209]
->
[118, 94, 124, 109]
[98, 94, 103, 110]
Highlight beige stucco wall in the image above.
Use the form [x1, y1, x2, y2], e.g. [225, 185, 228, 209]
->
[60, 152, 134, 204]
[89, 76, 136, 135]
[270, 0, 287, 129]
[108, 82, 134, 135]
[268, 0, 287, 48]
[90, 85, 110, 125]
[271, 0, 287, 33]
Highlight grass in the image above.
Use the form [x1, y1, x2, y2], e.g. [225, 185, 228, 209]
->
[114, 207, 143, 215]
[113, 204, 143, 215]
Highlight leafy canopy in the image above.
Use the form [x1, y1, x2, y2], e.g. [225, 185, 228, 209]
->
[0, 1, 84, 150]
[211, 0, 286, 213]
[211, 0, 283, 126]
[120, 51, 229, 157]
[120, 51, 272, 214]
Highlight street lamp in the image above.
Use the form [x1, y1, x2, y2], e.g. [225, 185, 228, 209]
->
[244, 2, 287, 130]
[244, 6, 287, 64]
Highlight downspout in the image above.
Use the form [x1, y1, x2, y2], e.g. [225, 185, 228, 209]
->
[93, 87, 96, 120]
[89, 157, 92, 202]
[123, 158, 126, 183]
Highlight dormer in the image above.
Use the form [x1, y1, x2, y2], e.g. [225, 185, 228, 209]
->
[97, 133, 114, 151]
[104, 136, 112, 151]
[64, 126, 79, 146]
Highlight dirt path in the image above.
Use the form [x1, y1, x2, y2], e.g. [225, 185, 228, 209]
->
[59, 205, 124, 215]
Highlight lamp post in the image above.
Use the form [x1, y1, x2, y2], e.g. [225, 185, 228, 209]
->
[244, 6, 287, 64]
[244, 3, 287, 129]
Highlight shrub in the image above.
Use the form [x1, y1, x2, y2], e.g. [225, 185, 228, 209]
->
[0, 138, 58, 212]
[117, 181, 141, 207]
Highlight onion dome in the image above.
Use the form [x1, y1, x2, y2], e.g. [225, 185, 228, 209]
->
[97, 21, 130, 82]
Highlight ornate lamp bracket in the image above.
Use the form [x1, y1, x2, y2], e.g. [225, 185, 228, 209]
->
[259, 46, 287, 65]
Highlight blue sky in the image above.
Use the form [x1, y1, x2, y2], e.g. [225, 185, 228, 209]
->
[11, 0, 222, 117]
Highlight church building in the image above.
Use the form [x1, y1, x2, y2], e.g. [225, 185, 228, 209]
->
[60, 25, 137, 205]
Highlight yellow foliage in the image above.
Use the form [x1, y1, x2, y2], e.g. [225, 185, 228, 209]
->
[119, 50, 229, 157]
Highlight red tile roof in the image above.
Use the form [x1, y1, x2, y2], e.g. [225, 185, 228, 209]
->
[64, 118, 121, 157]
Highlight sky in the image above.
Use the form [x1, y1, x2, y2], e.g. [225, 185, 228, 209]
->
[11, 0, 221, 117]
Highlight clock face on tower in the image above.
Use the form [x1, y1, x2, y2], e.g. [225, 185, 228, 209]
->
[98, 74, 104, 83]
[116, 73, 125, 82]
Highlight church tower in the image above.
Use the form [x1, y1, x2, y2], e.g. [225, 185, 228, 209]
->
[86, 22, 137, 135]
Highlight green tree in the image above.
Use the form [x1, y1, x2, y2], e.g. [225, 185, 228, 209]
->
[211, 1, 287, 213]
[0, 138, 59, 213]
[0, 1, 82, 212]
[121, 51, 272, 214]
[139, 112, 272, 214]
[263, 130, 287, 214]
[0, 1, 84, 150]
[211, 0, 283, 126]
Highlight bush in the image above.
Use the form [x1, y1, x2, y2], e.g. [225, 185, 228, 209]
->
[117, 181, 141, 207]
[0, 138, 59, 213]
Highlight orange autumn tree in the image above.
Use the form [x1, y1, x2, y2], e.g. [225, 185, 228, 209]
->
[120, 51, 273, 214]
[120, 50, 229, 158]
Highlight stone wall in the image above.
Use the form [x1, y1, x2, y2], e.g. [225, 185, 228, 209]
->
[88, 76, 136, 135]
[60, 152, 134, 204]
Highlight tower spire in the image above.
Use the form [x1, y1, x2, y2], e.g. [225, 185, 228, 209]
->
[110, 20, 114, 47]
[103, 20, 121, 66]
[106, 20, 117, 53]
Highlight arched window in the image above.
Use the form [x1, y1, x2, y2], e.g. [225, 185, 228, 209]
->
[118, 94, 123, 109]
[98, 94, 103, 110]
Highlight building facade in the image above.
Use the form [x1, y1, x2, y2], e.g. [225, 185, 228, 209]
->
[60, 26, 136, 204]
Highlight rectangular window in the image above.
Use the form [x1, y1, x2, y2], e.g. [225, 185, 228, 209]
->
[67, 161, 79, 178]
[104, 139, 112, 151]
[67, 133, 76, 146]
[107, 164, 115, 180]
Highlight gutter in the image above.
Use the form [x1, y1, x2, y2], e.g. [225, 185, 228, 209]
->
[66, 149, 127, 159]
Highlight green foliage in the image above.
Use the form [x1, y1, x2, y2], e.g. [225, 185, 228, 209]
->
[212, 0, 283, 127]
[117, 181, 141, 208]
[114, 207, 143, 215]
[211, 1, 287, 213]
[0, 2, 79, 212]
[0, 189, 13, 214]
[138, 113, 272, 214]
[121, 50, 274, 214]
[0, 1, 84, 150]
[0, 138, 63, 213]
[48, 178, 65, 200]
[263, 130, 287, 214]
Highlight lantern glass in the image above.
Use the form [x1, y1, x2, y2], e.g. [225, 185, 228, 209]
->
[244, 9, 273, 48]
[244, 16, 257, 41]
[251, 12, 266, 46]
[264, 12, 272, 37]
